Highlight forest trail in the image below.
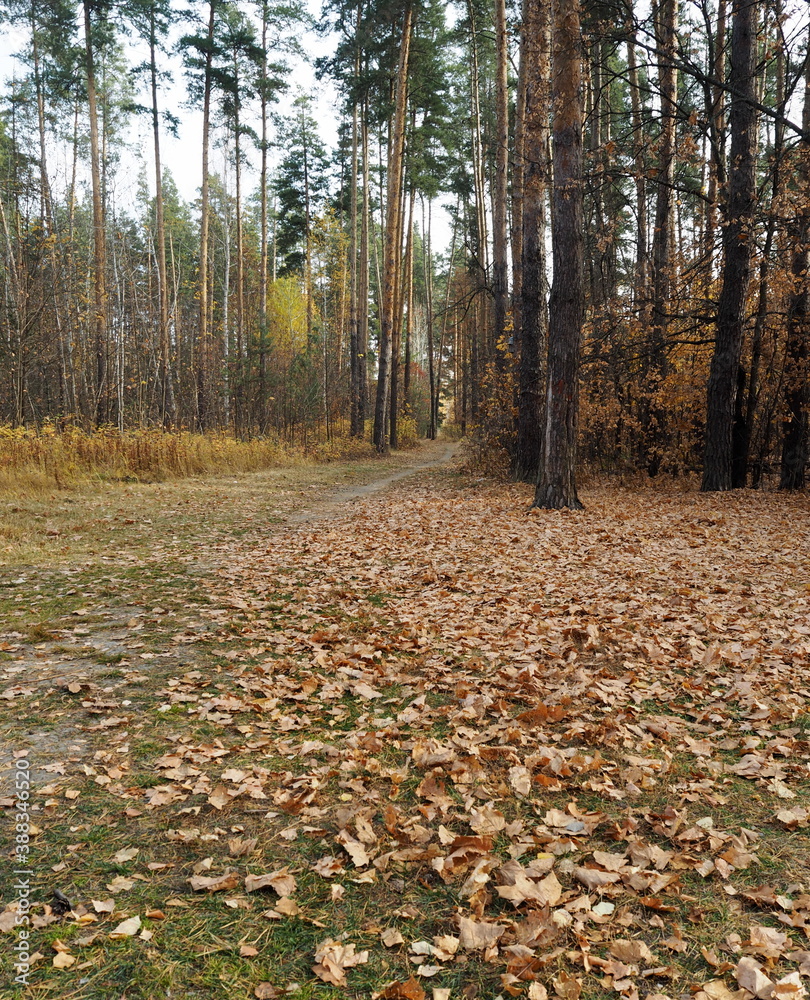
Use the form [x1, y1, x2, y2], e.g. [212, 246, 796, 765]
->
[1, 463, 810, 998]
[286, 439, 458, 522]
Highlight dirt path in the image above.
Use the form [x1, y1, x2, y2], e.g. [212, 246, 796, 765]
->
[0, 441, 461, 793]
[287, 441, 458, 522]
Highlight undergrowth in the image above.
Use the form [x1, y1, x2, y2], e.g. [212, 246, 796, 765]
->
[0, 426, 379, 493]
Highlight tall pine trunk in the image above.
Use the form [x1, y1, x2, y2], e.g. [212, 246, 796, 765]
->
[515, 0, 550, 482]
[150, 9, 174, 427]
[534, 0, 584, 510]
[702, 0, 756, 491]
[83, 0, 108, 427]
[492, 0, 510, 356]
[779, 33, 810, 490]
[196, 0, 215, 430]
[373, 3, 412, 453]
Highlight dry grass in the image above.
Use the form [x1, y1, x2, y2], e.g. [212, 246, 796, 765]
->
[0, 426, 379, 495]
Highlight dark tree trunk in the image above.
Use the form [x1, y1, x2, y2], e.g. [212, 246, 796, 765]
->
[492, 0, 510, 356]
[779, 33, 810, 490]
[702, 0, 757, 491]
[533, 0, 584, 511]
[515, 0, 549, 483]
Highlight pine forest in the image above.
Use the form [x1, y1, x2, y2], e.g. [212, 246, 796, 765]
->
[0, 0, 809, 500]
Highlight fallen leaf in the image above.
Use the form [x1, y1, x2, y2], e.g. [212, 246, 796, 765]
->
[109, 915, 141, 939]
[254, 985, 281, 999]
[379, 977, 427, 1000]
[735, 957, 775, 999]
[245, 869, 297, 896]
[312, 938, 369, 986]
[457, 916, 506, 952]
[189, 872, 241, 893]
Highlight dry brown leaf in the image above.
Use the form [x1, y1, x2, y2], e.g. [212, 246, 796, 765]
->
[787, 953, 810, 976]
[496, 863, 562, 908]
[337, 829, 371, 867]
[312, 938, 369, 986]
[109, 915, 141, 939]
[747, 925, 791, 959]
[553, 970, 582, 1000]
[106, 876, 135, 894]
[772, 974, 806, 1000]
[468, 803, 506, 835]
[610, 939, 654, 964]
[245, 869, 297, 896]
[381, 927, 405, 947]
[574, 866, 621, 890]
[457, 916, 507, 952]
[735, 957, 775, 999]
[379, 977, 427, 1000]
[112, 847, 139, 863]
[254, 985, 282, 999]
[189, 872, 241, 893]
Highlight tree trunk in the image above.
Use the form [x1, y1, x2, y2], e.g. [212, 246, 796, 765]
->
[736, 3, 784, 486]
[702, 0, 757, 491]
[259, 2, 270, 433]
[373, 3, 412, 453]
[83, 0, 108, 427]
[358, 103, 370, 436]
[467, 0, 489, 301]
[646, 0, 678, 474]
[391, 183, 414, 449]
[534, 0, 584, 510]
[626, 21, 648, 304]
[349, 87, 361, 436]
[196, 0, 215, 430]
[150, 9, 174, 427]
[492, 0, 510, 357]
[515, 0, 550, 483]
[779, 33, 810, 490]
[704, 0, 727, 263]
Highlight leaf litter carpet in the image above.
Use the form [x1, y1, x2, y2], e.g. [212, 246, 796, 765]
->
[7, 470, 810, 999]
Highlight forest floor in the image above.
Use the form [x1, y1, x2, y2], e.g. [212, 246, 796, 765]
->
[1, 442, 809, 1000]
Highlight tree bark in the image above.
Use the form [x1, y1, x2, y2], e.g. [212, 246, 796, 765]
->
[626, 21, 648, 305]
[492, 0, 510, 357]
[515, 0, 550, 483]
[349, 88, 361, 436]
[533, 0, 584, 510]
[83, 0, 108, 427]
[373, 3, 412, 453]
[702, 0, 757, 491]
[358, 103, 370, 435]
[779, 33, 810, 490]
[646, 0, 678, 474]
[150, 8, 174, 427]
[196, 0, 215, 430]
